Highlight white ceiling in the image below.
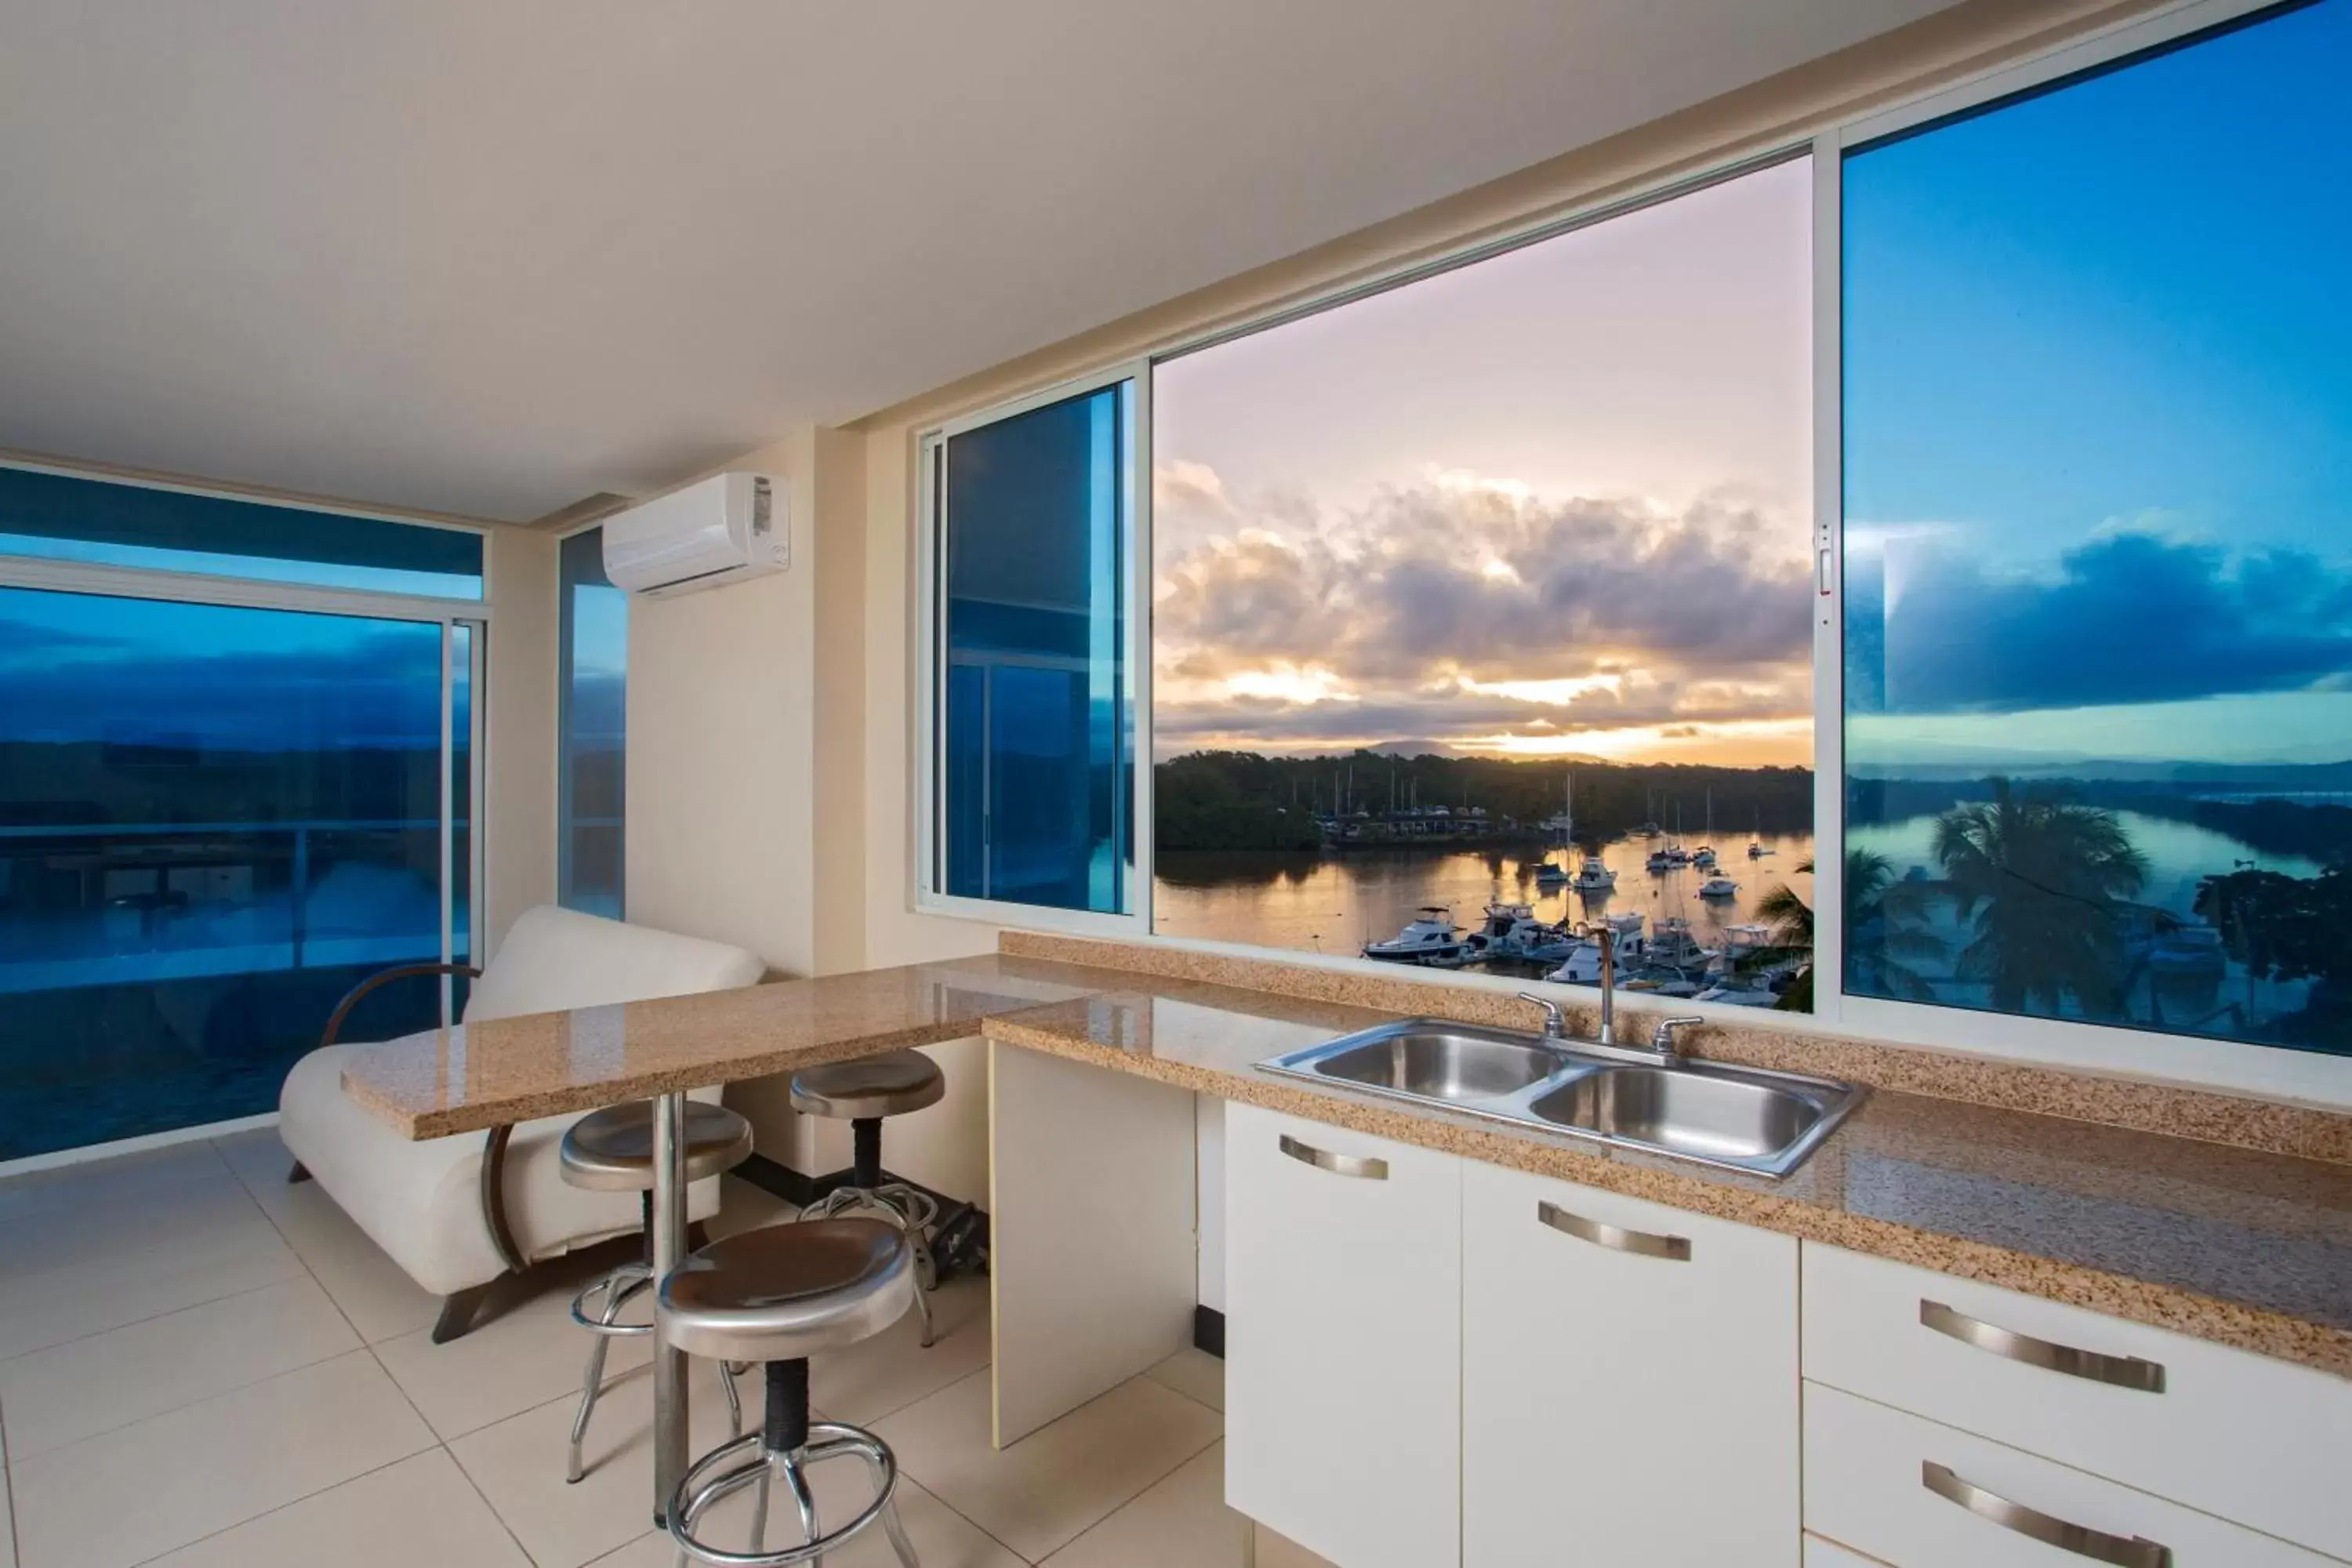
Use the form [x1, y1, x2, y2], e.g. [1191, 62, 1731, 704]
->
[0, 1, 1953, 524]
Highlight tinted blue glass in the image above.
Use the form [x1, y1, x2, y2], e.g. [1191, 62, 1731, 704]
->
[942, 384, 1133, 913]
[558, 528, 626, 918]
[0, 586, 463, 1159]
[0, 465, 484, 597]
[1842, 0, 2352, 1053]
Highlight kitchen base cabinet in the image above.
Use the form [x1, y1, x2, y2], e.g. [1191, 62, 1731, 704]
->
[1462, 1160, 1800, 1566]
[1225, 1103, 1464, 1568]
[1804, 1536, 1890, 1566]
[1805, 1381, 2339, 1567]
[1803, 1243, 2352, 1559]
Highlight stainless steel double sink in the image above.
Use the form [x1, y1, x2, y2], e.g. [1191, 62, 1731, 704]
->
[1258, 1018, 1862, 1178]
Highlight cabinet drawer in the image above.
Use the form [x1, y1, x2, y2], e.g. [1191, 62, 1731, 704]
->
[1463, 1160, 1798, 1568]
[1805, 1383, 2337, 1567]
[1225, 1104, 1461, 1568]
[1804, 1535, 1889, 1567]
[1802, 1243, 2352, 1559]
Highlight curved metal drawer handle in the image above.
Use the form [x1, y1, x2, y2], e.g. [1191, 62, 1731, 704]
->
[1920, 1301, 2165, 1393]
[1923, 1461, 2172, 1567]
[1536, 1200, 1690, 1260]
[1279, 1134, 1387, 1180]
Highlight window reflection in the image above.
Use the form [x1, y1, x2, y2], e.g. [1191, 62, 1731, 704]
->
[939, 384, 1134, 913]
[558, 528, 626, 918]
[0, 587, 467, 1158]
[1841, 0, 2352, 1053]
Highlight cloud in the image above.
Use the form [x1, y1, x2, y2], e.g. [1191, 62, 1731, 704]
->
[1152, 475, 1812, 752]
[1851, 530, 2352, 714]
[1, 632, 450, 750]
[1152, 459, 1235, 519]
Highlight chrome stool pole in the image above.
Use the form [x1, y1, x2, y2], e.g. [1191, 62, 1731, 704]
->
[788, 1052, 947, 1348]
[661, 1219, 923, 1567]
[558, 1098, 756, 1483]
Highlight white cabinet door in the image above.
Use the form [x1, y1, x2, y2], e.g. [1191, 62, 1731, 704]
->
[1225, 1103, 1463, 1568]
[1804, 1537, 1891, 1567]
[1462, 1159, 1800, 1568]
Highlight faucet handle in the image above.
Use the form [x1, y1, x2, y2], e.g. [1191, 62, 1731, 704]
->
[1516, 992, 1570, 1038]
[1650, 1015, 1705, 1056]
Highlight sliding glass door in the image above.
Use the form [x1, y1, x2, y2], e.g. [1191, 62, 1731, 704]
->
[0, 584, 479, 1160]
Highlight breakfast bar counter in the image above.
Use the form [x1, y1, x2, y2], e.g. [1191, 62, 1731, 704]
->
[339, 945, 2352, 1515]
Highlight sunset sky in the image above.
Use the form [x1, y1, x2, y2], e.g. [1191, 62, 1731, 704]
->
[1151, 155, 1815, 768]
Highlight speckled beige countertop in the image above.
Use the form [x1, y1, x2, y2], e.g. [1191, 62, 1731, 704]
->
[343, 947, 2352, 1377]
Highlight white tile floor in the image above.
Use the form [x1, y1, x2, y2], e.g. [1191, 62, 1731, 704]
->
[0, 1132, 1247, 1568]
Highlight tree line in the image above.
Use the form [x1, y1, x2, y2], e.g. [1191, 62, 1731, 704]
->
[1153, 749, 1814, 852]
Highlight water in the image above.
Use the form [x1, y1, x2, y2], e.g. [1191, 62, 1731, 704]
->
[1845, 810, 2324, 1040]
[1152, 834, 1817, 971]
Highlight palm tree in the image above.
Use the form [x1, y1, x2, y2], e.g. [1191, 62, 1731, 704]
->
[1754, 850, 1940, 1011]
[1933, 778, 2148, 1018]
[1842, 848, 1944, 1002]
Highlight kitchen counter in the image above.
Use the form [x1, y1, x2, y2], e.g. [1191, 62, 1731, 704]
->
[342, 947, 2352, 1377]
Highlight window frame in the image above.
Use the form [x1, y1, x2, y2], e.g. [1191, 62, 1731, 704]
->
[554, 519, 626, 919]
[912, 0, 2352, 1106]
[913, 358, 1155, 938]
[1815, 0, 2351, 1105]
[0, 459, 494, 1034]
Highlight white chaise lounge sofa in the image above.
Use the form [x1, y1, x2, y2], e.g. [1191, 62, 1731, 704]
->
[278, 904, 767, 1340]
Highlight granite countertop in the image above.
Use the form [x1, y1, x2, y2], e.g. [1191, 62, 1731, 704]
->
[338, 953, 1120, 1138]
[342, 949, 2352, 1377]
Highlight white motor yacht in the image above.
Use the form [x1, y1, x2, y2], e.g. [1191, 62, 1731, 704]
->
[1361, 907, 1466, 966]
[1571, 853, 1616, 892]
[1699, 873, 1740, 899]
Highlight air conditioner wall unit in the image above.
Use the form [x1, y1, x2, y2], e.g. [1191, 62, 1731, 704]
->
[602, 472, 788, 596]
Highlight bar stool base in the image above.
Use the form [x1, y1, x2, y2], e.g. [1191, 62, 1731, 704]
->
[670, 1422, 919, 1566]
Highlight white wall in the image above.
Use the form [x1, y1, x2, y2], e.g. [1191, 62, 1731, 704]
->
[622, 426, 1000, 1188]
[485, 525, 557, 959]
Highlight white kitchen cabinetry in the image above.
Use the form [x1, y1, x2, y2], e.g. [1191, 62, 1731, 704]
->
[1804, 1536, 1891, 1566]
[1225, 1103, 1464, 1568]
[1461, 1159, 1800, 1567]
[1806, 1381, 2338, 1567]
[1802, 1243, 2352, 1560]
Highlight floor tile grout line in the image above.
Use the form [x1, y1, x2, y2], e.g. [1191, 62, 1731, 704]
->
[0, 1328, 362, 1469]
[1028, 1421, 1227, 1567]
[2, 1341, 407, 1482]
[438, 1428, 539, 1568]
[871, 1363, 1227, 1568]
[0, 1243, 309, 1369]
[2, 1391, 22, 1568]
[114, 1445, 441, 1568]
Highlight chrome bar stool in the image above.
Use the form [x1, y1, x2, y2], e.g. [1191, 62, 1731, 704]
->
[789, 1051, 946, 1348]
[662, 1218, 923, 1566]
[559, 1098, 757, 1483]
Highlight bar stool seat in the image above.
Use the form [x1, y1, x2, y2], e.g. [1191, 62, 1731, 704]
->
[561, 1099, 756, 1190]
[664, 1220, 913, 1362]
[787, 1051, 944, 1120]
[559, 1098, 755, 1483]
[662, 1219, 922, 1566]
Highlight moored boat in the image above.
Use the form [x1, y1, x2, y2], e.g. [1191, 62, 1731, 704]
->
[1363, 906, 1466, 966]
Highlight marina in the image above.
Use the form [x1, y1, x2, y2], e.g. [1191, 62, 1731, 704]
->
[1153, 833, 1820, 1005]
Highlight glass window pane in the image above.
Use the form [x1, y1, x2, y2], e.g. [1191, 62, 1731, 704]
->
[0, 586, 461, 1159]
[1842, 0, 2352, 1054]
[0, 464, 484, 598]
[1150, 159, 1815, 1008]
[558, 528, 627, 919]
[940, 383, 1134, 913]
